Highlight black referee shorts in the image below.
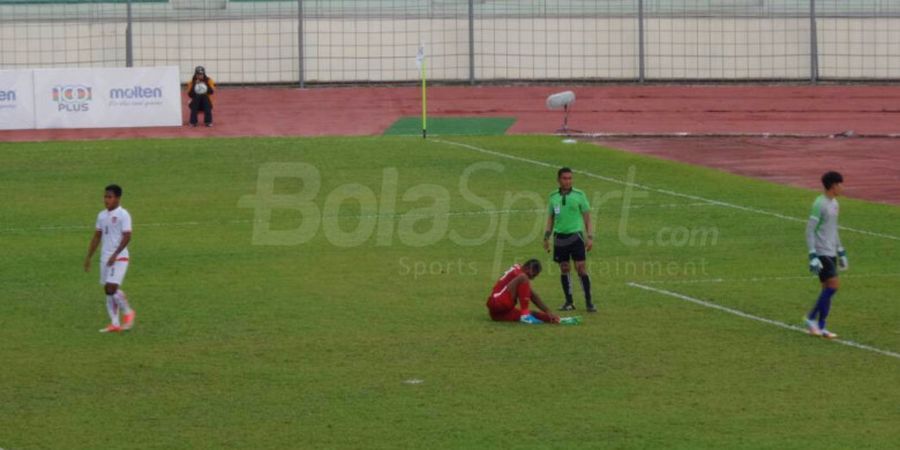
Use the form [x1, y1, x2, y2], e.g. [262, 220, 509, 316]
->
[553, 232, 586, 263]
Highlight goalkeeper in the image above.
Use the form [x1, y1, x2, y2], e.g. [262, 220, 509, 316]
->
[804, 171, 847, 339]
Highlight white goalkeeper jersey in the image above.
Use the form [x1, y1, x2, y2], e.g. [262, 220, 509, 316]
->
[805, 195, 842, 257]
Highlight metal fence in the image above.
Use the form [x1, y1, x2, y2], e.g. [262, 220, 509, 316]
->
[2, 1, 900, 84]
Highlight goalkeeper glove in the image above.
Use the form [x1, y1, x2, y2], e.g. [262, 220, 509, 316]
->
[838, 249, 848, 271]
[809, 253, 823, 274]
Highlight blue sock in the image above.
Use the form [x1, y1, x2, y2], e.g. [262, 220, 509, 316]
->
[818, 289, 836, 329]
[807, 303, 819, 321]
[810, 288, 836, 327]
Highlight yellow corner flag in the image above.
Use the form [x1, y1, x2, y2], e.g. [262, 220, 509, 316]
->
[416, 43, 427, 139]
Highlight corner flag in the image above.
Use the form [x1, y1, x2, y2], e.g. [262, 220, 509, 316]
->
[416, 43, 427, 139]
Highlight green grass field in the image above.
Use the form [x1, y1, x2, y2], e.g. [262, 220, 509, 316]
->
[384, 117, 516, 136]
[2, 136, 898, 449]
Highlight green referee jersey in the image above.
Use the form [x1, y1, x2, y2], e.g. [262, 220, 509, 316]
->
[548, 188, 590, 234]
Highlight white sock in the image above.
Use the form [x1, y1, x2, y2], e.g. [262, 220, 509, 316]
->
[106, 295, 120, 326]
[114, 290, 132, 315]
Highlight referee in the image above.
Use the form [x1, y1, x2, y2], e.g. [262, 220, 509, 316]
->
[543, 167, 595, 312]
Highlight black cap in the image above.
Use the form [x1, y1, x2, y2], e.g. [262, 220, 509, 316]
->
[195, 66, 205, 74]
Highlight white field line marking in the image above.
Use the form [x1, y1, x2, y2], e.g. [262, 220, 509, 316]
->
[627, 282, 900, 360]
[578, 131, 900, 139]
[642, 273, 900, 285]
[0, 203, 707, 234]
[0, 209, 541, 233]
[431, 139, 900, 242]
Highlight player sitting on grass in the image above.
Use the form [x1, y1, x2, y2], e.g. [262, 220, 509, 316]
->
[804, 171, 846, 339]
[84, 184, 136, 333]
[486, 259, 580, 325]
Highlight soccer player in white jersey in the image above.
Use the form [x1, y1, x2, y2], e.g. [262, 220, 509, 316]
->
[804, 171, 846, 339]
[84, 184, 136, 333]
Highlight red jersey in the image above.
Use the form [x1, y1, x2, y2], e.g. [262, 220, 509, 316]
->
[489, 264, 531, 304]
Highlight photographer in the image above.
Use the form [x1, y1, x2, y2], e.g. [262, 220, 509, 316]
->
[186, 66, 215, 127]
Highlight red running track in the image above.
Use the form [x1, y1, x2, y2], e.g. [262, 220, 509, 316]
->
[591, 136, 900, 206]
[2, 85, 898, 203]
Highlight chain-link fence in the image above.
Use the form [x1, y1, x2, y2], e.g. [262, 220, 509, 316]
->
[2, 1, 900, 83]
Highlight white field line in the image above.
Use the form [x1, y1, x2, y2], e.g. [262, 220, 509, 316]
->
[627, 282, 900, 361]
[0, 209, 539, 233]
[430, 138, 900, 242]
[0, 203, 709, 234]
[577, 131, 900, 139]
[642, 273, 900, 285]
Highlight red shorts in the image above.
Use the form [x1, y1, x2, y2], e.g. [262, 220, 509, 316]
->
[486, 293, 526, 322]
